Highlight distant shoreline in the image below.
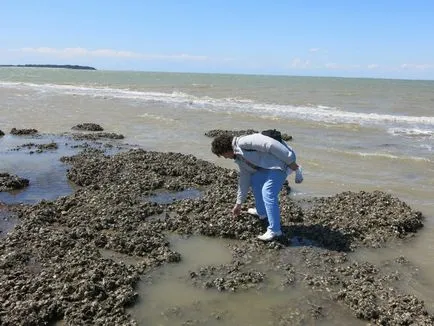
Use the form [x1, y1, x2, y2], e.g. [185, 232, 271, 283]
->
[0, 64, 96, 70]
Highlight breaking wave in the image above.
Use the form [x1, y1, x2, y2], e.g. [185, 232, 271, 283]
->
[1, 81, 433, 127]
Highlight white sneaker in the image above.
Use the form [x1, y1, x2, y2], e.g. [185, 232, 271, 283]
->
[295, 166, 303, 184]
[257, 229, 282, 241]
[247, 208, 266, 220]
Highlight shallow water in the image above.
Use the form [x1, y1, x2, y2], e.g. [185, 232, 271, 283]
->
[129, 235, 233, 325]
[0, 134, 77, 204]
[129, 235, 365, 326]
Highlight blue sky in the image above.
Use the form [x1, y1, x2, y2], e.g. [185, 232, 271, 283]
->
[1, 1, 434, 79]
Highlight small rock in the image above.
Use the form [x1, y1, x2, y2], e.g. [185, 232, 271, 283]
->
[72, 123, 104, 131]
[10, 128, 38, 135]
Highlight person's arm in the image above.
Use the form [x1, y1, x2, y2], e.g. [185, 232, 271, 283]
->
[232, 168, 250, 216]
[288, 161, 299, 171]
[236, 169, 250, 204]
[232, 203, 242, 216]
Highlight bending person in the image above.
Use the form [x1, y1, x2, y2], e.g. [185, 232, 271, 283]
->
[211, 132, 303, 241]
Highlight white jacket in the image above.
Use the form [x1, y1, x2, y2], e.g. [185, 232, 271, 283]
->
[232, 133, 297, 204]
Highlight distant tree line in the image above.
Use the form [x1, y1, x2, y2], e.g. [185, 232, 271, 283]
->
[0, 64, 96, 70]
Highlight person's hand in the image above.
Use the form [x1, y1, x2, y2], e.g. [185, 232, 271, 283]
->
[294, 166, 303, 184]
[232, 204, 242, 216]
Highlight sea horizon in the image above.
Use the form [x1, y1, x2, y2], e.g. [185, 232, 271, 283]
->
[2, 64, 434, 82]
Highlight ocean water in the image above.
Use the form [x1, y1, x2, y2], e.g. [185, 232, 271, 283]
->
[1, 68, 433, 322]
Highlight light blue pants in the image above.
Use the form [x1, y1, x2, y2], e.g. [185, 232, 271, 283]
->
[250, 168, 287, 233]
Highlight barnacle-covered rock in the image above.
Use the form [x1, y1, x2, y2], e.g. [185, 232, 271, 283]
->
[0, 173, 30, 192]
[71, 132, 124, 140]
[205, 129, 292, 141]
[72, 123, 104, 131]
[1, 135, 431, 325]
[190, 262, 265, 292]
[10, 127, 38, 135]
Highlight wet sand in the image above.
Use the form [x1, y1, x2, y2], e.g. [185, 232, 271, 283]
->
[0, 128, 433, 325]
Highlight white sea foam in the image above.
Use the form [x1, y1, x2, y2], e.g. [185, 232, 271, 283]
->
[316, 105, 339, 111]
[356, 152, 431, 162]
[420, 144, 433, 152]
[139, 113, 178, 123]
[2, 81, 434, 127]
[191, 83, 213, 88]
[388, 127, 434, 137]
[326, 147, 432, 163]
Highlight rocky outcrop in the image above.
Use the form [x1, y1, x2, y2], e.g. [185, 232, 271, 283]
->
[0, 173, 29, 192]
[10, 128, 38, 135]
[71, 132, 124, 140]
[205, 129, 293, 141]
[72, 123, 104, 131]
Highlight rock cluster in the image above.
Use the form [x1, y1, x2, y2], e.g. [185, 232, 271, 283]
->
[72, 123, 104, 131]
[0, 131, 432, 325]
[10, 128, 38, 135]
[71, 132, 124, 141]
[300, 191, 424, 249]
[69, 123, 123, 141]
[189, 261, 265, 292]
[205, 129, 293, 141]
[205, 129, 259, 138]
[0, 173, 30, 192]
[14, 142, 58, 153]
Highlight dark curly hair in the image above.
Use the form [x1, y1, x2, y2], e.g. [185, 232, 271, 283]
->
[211, 134, 234, 156]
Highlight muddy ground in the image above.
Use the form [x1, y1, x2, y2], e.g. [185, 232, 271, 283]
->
[0, 128, 433, 325]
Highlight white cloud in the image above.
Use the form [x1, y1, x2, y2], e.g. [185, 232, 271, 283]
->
[325, 63, 361, 69]
[309, 48, 320, 52]
[290, 57, 310, 69]
[401, 63, 434, 70]
[367, 64, 379, 69]
[10, 47, 208, 61]
[325, 62, 338, 69]
[142, 53, 208, 61]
